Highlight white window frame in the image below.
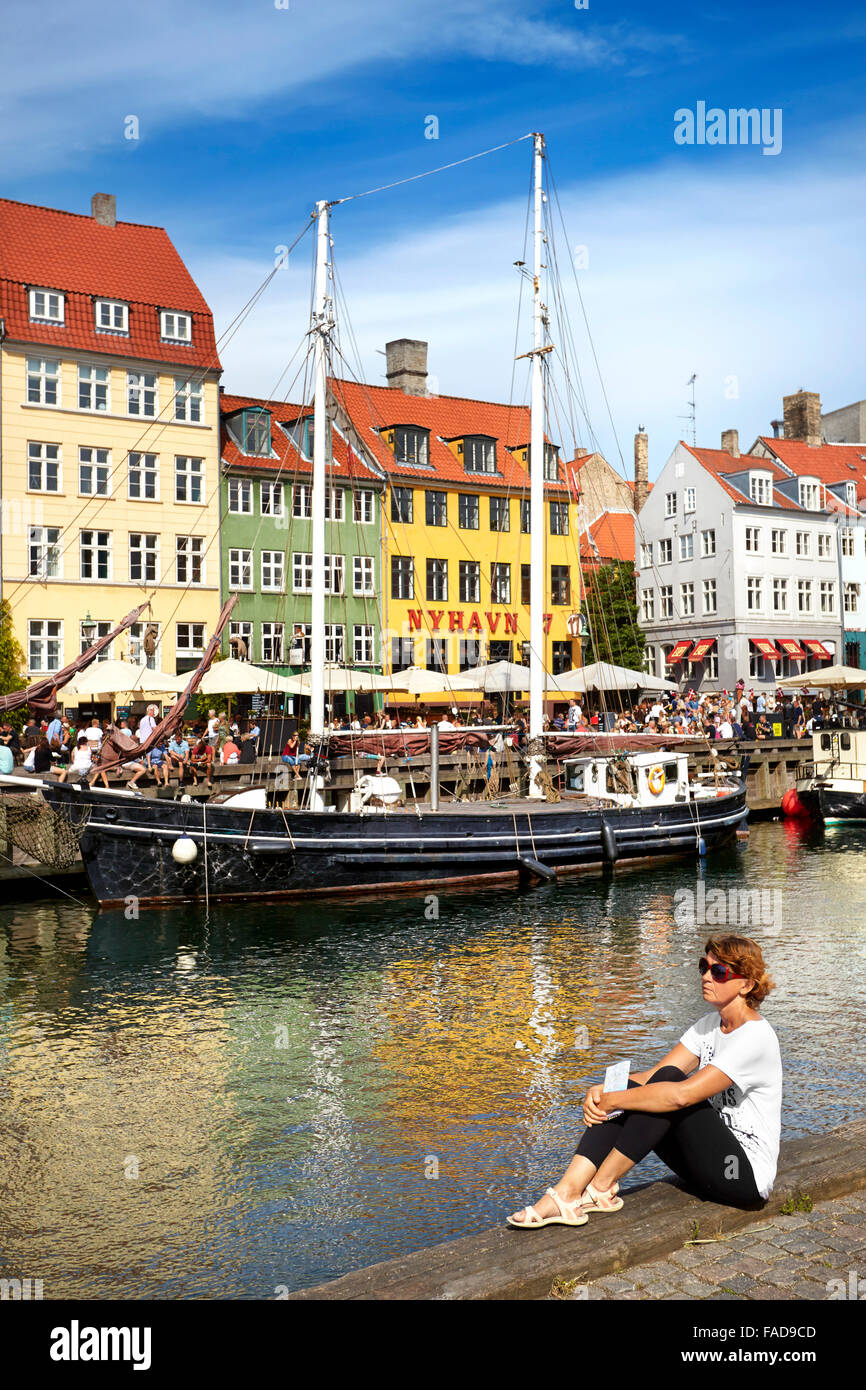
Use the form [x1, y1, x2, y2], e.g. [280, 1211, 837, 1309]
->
[26, 357, 60, 406]
[841, 528, 855, 557]
[261, 550, 286, 592]
[129, 620, 161, 670]
[95, 299, 128, 333]
[639, 542, 652, 568]
[773, 578, 788, 613]
[228, 477, 253, 514]
[844, 582, 859, 614]
[795, 531, 811, 558]
[353, 555, 375, 596]
[176, 622, 206, 657]
[78, 446, 111, 497]
[28, 619, 63, 673]
[174, 377, 203, 423]
[679, 533, 693, 561]
[817, 532, 833, 559]
[797, 579, 813, 613]
[324, 624, 346, 664]
[29, 288, 64, 323]
[261, 481, 284, 517]
[28, 526, 62, 579]
[27, 441, 61, 492]
[701, 528, 716, 557]
[160, 310, 192, 342]
[680, 581, 695, 616]
[771, 528, 787, 555]
[293, 552, 312, 594]
[325, 487, 344, 521]
[798, 479, 820, 510]
[659, 584, 673, 619]
[657, 537, 672, 565]
[353, 624, 375, 664]
[702, 578, 717, 614]
[261, 622, 285, 665]
[293, 484, 312, 519]
[746, 575, 763, 612]
[127, 371, 158, 418]
[641, 588, 655, 622]
[175, 456, 203, 504]
[129, 532, 159, 584]
[664, 491, 677, 518]
[353, 489, 375, 524]
[78, 363, 110, 412]
[128, 452, 159, 501]
[229, 549, 253, 590]
[79, 528, 112, 582]
[819, 580, 836, 614]
[745, 526, 761, 553]
[683, 486, 696, 514]
[229, 621, 253, 661]
[176, 535, 204, 585]
[749, 472, 773, 505]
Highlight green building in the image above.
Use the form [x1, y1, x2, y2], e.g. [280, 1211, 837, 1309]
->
[219, 392, 385, 698]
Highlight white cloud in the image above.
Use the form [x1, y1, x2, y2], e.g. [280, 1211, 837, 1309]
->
[203, 138, 866, 481]
[0, 0, 686, 175]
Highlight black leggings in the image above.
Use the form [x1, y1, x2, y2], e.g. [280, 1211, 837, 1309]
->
[575, 1066, 762, 1207]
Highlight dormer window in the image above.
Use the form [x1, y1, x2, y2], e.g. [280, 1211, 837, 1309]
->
[521, 443, 560, 480]
[845, 481, 857, 507]
[393, 426, 429, 466]
[798, 477, 820, 510]
[286, 416, 330, 459]
[29, 288, 64, 324]
[463, 435, 496, 474]
[240, 409, 270, 456]
[749, 471, 773, 505]
[95, 298, 128, 333]
[160, 310, 191, 342]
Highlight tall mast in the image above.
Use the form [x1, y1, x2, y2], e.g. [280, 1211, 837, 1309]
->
[529, 131, 546, 744]
[310, 199, 332, 739]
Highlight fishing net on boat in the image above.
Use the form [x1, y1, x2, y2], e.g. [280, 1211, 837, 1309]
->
[0, 793, 91, 870]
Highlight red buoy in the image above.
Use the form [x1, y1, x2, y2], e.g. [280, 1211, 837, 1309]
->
[781, 787, 809, 818]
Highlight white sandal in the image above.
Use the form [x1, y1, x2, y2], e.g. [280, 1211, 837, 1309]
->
[507, 1187, 589, 1229]
[580, 1181, 624, 1214]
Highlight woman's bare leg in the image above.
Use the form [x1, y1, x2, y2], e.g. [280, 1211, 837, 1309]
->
[510, 1146, 639, 1224]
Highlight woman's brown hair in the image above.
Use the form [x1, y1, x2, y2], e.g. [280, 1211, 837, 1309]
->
[704, 934, 775, 1007]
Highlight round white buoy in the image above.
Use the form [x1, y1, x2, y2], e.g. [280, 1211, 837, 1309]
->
[171, 835, 198, 864]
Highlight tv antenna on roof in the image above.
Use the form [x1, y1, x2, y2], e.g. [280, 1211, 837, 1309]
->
[678, 373, 697, 446]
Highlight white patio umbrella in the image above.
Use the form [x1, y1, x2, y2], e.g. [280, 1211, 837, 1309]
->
[776, 664, 865, 691]
[550, 661, 677, 694]
[461, 660, 532, 693]
[198, 657, 296, 696]
[387, 665, 480, 695]
[282, 664, 396, 694]
[62, 659, 186, 698]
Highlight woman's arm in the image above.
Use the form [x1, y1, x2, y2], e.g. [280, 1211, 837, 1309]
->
[599, 1063, 735, 1117]
[630, 1042, 701, 1086]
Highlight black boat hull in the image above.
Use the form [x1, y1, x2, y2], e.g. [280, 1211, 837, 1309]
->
[796, 786, 866, 823]
[39, 783, 749, 908]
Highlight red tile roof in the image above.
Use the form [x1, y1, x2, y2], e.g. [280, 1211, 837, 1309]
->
[0, 196, 219, 370]
[579, 510, 636, 564]
[330, 377, 570, 495]
[756, 437, 866, 511]
[682, 443, 802, 509]
[220, 391, 382, 483]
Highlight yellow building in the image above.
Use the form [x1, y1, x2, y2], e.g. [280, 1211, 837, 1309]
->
[332, 340, 582, 702]
[0, 193, 222, 682]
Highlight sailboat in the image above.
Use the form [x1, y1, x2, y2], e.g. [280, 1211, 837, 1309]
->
[26, 134, 747, 908]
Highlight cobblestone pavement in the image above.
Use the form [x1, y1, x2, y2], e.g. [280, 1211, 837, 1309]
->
[584, 1190, 866, 1300]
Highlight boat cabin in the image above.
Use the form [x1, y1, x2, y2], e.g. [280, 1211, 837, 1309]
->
[811, 729, 866, 780]
[564, 751, 690, 808]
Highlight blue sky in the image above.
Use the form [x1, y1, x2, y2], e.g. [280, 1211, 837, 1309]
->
[4, 0, 865, 482]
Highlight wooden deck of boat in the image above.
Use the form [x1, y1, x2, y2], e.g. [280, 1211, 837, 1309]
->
[429, 794, 606, 815]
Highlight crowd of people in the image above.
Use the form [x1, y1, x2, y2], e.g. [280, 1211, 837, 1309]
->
[0, 704, 261, 790]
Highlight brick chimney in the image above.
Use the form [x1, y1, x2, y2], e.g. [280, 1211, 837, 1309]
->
[783, 389, 822, 446]
[91, 192, 116, 227]
[385, 339, 428, 396]
[721, 428, 739, 457]
[633, 428, 649, 513]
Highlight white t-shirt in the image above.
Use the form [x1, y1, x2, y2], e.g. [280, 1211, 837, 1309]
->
[72, 746, 93, 773]
[679, 1012, 782, 1199]
[138, 715, 156, 743]
[84, 727, 102, 748]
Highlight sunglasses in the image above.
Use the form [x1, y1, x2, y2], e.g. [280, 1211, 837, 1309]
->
[699, 957, 745, 983]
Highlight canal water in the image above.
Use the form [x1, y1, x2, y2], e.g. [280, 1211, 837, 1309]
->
[1, 820, 864, 1299]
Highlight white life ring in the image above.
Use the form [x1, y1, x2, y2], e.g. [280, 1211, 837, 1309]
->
[648, 765, 666, 796]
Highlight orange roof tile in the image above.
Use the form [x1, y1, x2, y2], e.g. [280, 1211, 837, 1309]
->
[220, 390, 382, 483]
[756, 437, 866, 510]
[579, 510, 636, 564]
[682, 443, 802, 509]
[0, 196, 219, 370]
[330, 377, 570, 495]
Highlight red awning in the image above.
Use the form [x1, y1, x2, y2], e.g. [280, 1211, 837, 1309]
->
[751, 638, 782, 660]
[803, 639, 833, 659]
[688, 637, 716, 662]
[667, 639, 693, 664]
[777, 638, 807, 658]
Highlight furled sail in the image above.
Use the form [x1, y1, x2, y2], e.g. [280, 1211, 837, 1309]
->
[96, 595, 239, 771]
[0, 602, 151, 718]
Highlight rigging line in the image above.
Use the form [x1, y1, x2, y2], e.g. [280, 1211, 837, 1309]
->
[0, 846, 89, 906]
[333, 134, 534, 206]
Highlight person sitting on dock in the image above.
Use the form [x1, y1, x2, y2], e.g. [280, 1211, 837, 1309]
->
[167, 731, 191, 782]
[220, 735, 241, 766]
[189, 736, 215, 788]
[508, 935, 780, 1228]
[57, 737, 94, 785]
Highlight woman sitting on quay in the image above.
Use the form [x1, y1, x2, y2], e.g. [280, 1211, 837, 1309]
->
[508, 934, 781, 1228]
